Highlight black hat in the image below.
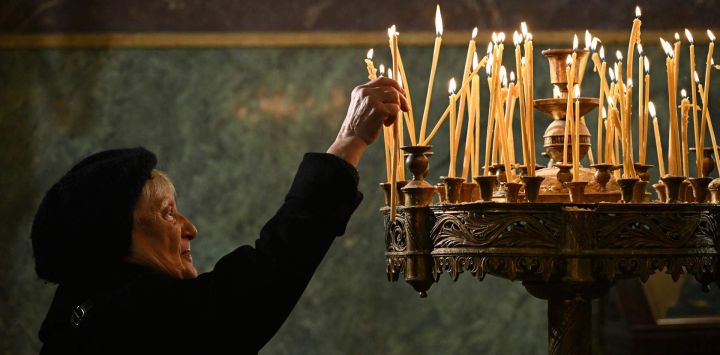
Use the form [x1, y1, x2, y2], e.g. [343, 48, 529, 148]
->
[31, 147, 157, 284]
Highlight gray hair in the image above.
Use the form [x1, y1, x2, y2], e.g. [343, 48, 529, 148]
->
[140, 169, 176, 203]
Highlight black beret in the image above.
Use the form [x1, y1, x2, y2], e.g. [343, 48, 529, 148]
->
[31, 147, 157, 284]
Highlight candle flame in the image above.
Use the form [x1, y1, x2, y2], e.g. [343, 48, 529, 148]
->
[607, 96, 615, 107]
[591, 37, 599, 51]
[613, 63, 619, 79]
[675, 32, 680, 41]
[487, 42, 493, 55]
[388, 25, 396, 39]
[627, 78, 633, 87]
[637, 43, 643, 55]
[615, 50, 623, 61]
[492, 32, 498, 44]
[527, 33, 533, 41]
[486, 56, 493, 75]
[566, 54, 572, 66]
[635, 6, 641, 18]
[648, 101, 656, 118]
[397, 74, 403, 88]
[498, 32, 506, 43]
[472, 27, 478, 39]
[608, 67, 616, 81]
[473, 51, 479, 70]
[573, 34, 579, 50]
[435, 5, 443, 36]
[602, 107, 607, 119]
[573, 85, 580, 97]
[585, 30, 592, 50]
[449, 77, 456, 94]
[681, 88, 687, 98]
[599, 45, 605, 60]
[388, 69, 393, 80]
[685, 29, 694, 44]
[366, 48, 374, 60]
[379, 64, 385, 76]
[510, 70, 516, 83]
[500, 66, 507, 84]
[502, 75, 508, 88]
[553, 85, 561, 98]
[644, 56, 650, 71]
[514, 31, 521, 46]
[695, 70, 700, 82]
[521, 56, 526, 65]
[521, 22, 528, 37]
[708, 29, 715, 42]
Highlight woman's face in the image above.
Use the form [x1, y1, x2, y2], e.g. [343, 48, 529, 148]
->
[128, 178, 198, 279]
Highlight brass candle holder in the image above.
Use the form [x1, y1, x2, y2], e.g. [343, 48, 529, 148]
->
[616, 177, 639, 203]
[521, 176, 545, 203]
[461, 182, 476, 202]
[564, 181, 588, 203]
[505, 182, 523, 202]
[690, 147, 716, 177]
[474, 175, 497, 202]
[380, 181, 408, 206]
[689, 177, 714, 203]
[440, 176, 464, 203]
[661, 176, 687, 203]
[400, 146, 437, 206]
[591, 164, 614, 192]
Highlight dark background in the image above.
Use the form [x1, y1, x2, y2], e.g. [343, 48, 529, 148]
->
[1, 1, 719, 354]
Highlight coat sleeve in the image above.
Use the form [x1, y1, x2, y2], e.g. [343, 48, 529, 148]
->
[201, 153, 363, 352]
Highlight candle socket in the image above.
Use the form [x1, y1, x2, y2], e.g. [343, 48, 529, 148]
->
[470, 183, 480, 202]
[633, 163, 654, 182]
[505, 182, 523, 203]
[591, 164, 615, 192]
[380, 181, 408, 206]
[541, 49, 591, 93]
[564, 181, 589, 203]
[653, 182, 667, 203]
[689, 177, 714, 203]
[617, 178, 639, 203]
[435, 183, 446, 203]
[690, 147, 716, 177]
[492, 163, 508, 186]
[632, 181, 649, 203]
[521, 176, 545, 203]
[709, 178, 720, 203]
[400, 146, 437, 206]
[461, 182, 476, 203]
[680, 180, 693, 203]
[473, 176, 497, 202]
[660, 176, 687, 203]
[555, 163, 574, 187]
[518, 164, 545, 177]
[440, 177, 465, 203]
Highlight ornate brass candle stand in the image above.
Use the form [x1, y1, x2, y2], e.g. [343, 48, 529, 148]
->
[380, 47, 720, 355]
[383, 202, 719, 354]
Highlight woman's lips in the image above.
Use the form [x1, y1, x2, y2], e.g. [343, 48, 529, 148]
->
[182, 249, 193, 262]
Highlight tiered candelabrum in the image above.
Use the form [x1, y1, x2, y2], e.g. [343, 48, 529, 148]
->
[381, 48, 720, 355]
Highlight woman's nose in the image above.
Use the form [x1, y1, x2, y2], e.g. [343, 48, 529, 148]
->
[179, 213, 198, 240]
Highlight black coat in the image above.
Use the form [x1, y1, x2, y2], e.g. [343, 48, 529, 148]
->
[38, 153, 363, 354]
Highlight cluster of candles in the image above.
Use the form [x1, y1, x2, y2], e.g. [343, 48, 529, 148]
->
[365, 5, 718, 210]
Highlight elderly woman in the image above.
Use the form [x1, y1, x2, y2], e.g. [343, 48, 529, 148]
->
[32, 77, 408, 354]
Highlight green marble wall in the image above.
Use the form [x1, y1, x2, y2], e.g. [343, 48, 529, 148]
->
[1, 44, 718, 355]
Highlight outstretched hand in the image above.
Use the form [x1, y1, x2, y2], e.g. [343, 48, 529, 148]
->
[327, 77, 409, 167]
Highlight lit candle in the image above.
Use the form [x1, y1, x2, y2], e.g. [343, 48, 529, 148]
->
[462, 53, 480, 180]
[523, 24, 536, 175]
[637, 44, 644, 164]
[448, 78, 457, 177]
[641, 57, 650, 164]
[626, 6, 642, 82]
[514, 30, 529, 170]
[680, 89, 691, 177]
[365, 49, 377, 80]
[563, 54, 573, 165]
[649, 102, 666, 177]
[674, 33, 681, 100]
[687, 29, 702, 176]
[699, 30, 715, 177]
[574, 86, 581, 180]
[419, 5, 443, 143]
[661, 38, 678, 175]
[484, 45, 498, 175]
[597, 47, 607, 163]
[395, 41, 417, 146]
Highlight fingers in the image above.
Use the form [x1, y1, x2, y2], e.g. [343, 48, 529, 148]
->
[369, 86, 409, 113]
[364, 77, 403, 92]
